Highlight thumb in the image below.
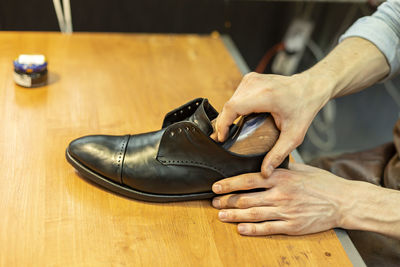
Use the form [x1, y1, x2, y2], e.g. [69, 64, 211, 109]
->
[215, 104, 239, 142]
[261, 130, 302, 177]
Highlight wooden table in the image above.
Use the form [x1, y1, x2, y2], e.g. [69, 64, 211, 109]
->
[0, 32, 352, 266]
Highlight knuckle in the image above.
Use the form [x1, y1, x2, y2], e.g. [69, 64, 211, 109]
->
[275, 169, 291, 180]
[278, 193, 292, 203]
[245, 176, 256, 188]
[248, 208, 262, 219]
[262, 86, 274, 95]
[223, 101, 231, 110]
[268, 192, 280, 203]
[214, 116, 221, 128]
[220, 182, 230, 193]
[236, 197, 250, 209]
[270, 189, 291, 203]
[218, 197, 228, 208]
[272, 154, 286, 167]
[229, 211, 237, 220]
[263, 193, 273, 203]
[223, 101, 235, 113]
[249, 224, 258, 235]
[244, 72, 255, 79]
[224, 193, 236, 205]
[287, 222, 303, 235]
[260, 224, 271, 235]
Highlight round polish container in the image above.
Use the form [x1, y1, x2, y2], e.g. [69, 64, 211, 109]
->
[13, 54, 48, 88]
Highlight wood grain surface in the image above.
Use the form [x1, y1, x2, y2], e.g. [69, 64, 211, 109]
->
[0, 32, 352, 266]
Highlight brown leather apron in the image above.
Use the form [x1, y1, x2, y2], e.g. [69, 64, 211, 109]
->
[310, 119, 400, 266]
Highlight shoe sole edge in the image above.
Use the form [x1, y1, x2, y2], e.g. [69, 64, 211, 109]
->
[65, 149, 215, 202]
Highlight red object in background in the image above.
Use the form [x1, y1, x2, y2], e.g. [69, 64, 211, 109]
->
[255, 42, 285, 74]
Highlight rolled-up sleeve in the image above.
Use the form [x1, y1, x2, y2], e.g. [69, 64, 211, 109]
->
[340, 0, 400, 80]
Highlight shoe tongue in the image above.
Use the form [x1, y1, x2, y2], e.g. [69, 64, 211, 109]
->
[186, 99, 218, 135]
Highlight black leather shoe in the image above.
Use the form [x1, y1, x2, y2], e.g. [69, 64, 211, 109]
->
[66, 98, 289, 202]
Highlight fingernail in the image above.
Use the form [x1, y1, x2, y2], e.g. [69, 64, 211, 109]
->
[219, 211, 227, 220]
[213, 184, 222, 193]
[238, 225, 247, 233]
[212, 199, 220, 208]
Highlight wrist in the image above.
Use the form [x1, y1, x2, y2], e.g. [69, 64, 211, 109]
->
[336, 179, 369, 229]
[298, 38, 389, 100]
[337, 180, 400, 238]
[291, 71, 334, 112]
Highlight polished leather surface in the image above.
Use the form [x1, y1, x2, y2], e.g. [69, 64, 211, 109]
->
[69, 134, 130, 184]
[161, 97, 218, 133]
[68, 98, 289, 196]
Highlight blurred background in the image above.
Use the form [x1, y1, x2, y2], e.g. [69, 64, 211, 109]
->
[2, 0, 398, 162]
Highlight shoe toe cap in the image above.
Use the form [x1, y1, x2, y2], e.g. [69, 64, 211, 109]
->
[68, 135, 129, 184]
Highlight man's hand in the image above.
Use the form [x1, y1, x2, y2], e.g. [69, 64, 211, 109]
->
[211, 72, 331, 177]
[211, 38, 390, 177]
[211, 163, 352, 236]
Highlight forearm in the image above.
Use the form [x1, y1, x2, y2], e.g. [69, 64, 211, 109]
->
[339, 180, 400, 239]
[298, 0, 400, 100]
[301, 37, 389, 100]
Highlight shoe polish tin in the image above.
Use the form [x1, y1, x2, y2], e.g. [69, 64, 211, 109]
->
[13, 54, 48, 88]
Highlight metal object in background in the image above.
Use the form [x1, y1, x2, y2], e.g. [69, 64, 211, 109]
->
[272, 18, 314, 76]
[53, 0, 73, 33]
[306, 40, 337, 151]
[267, 3, 338, 152]
[230, 0, 382, 3]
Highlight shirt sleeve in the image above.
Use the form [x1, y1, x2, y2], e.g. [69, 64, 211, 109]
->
[339, 0, 400, 80]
